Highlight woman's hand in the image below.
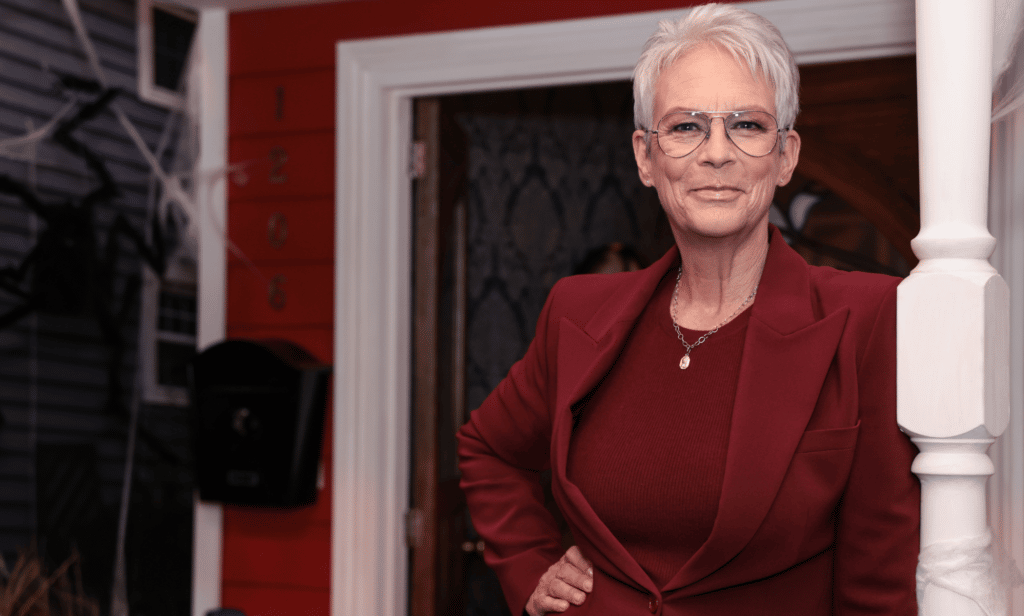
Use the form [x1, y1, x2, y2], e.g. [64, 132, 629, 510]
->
[525, 546, 594, 615]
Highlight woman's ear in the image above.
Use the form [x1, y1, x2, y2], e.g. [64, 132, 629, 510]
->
[776, 128, 801, 187]
[633, 129, 654, 187]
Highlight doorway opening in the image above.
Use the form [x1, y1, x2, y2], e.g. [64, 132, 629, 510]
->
[407, 53, 919, 616]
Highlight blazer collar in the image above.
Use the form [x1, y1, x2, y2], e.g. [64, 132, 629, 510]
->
[550, 225, 850, 593]
[748, 224, 822, 335]
[578, 224, 821, 342]
[582, 243, 679, 341]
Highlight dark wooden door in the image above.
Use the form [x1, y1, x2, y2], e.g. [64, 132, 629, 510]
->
[409, 96, 472, 616]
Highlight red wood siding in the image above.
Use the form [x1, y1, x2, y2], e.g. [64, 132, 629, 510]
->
[230, 0, 747, 74]
[228, 198, 334, 263]
[229, 70, 334, 134]
[225, 1, 746, 613]
[228, 133, 334, 201]
[227, 262, 334, 327]
[225, 21, 335, 611]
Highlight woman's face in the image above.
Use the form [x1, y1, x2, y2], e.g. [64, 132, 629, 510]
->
[632, 43, 800, 243]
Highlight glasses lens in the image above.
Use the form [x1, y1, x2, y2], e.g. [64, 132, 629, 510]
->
[654, 111, 780, 158]
[724, 111, 779, 157]
[655, 112, 710, 158]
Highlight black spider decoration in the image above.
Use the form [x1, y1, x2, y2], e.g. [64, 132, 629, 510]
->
[0, 76, 176, 417]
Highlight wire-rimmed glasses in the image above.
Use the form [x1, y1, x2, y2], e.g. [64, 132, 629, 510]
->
[646, 110, 786, 158]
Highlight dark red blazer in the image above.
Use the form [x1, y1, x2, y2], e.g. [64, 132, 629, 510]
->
[457, 227, 920, 616]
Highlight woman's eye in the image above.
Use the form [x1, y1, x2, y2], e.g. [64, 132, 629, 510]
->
[669, 122, 702, 133]
[731, 121, 766, 132]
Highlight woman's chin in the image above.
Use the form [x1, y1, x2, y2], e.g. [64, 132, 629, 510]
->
[678, 214, 764, 242]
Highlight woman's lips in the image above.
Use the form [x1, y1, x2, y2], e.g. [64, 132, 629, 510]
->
[692, 185, 742, 199]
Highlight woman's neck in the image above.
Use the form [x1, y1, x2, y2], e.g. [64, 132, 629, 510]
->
[670, 226, 769, 330]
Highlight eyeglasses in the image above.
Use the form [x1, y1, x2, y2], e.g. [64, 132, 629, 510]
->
[646, 110, 786, 158]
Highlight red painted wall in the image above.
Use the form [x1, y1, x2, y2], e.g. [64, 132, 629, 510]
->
[225, 1, 746, 614]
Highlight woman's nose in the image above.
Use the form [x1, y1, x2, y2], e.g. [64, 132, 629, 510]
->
[699, 117, 735, 167]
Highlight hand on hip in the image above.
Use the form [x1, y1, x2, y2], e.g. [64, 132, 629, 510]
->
[526, 546, 594, 615]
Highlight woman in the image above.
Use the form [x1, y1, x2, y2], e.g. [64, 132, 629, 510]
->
[456, 5, 920, 615]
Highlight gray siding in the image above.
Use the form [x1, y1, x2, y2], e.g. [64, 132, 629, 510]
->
[0, 3, 193, 611]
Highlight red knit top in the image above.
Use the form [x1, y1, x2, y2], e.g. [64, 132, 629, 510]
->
[566, 268, 750, 589]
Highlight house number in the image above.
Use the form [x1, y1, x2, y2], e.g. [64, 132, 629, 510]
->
[269, 146, 288, 184]
[267, 212, 288, 248]
[268, 274, 287, 310]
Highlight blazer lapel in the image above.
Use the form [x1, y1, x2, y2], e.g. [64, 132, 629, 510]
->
[553, 247, 678, 417]
[666, 228, 850, 590]
[549, 248, 678, 589]
[548, 227, 852, 593]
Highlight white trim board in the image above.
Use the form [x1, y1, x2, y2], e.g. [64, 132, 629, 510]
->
[332, 1, 921, 614]
[192, 8, 227, 616]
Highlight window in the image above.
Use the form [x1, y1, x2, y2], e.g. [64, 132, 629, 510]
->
[140, 268, 196, 406]
[137, 1, 198, 109]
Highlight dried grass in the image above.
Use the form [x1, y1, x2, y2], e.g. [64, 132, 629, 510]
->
[0, 547, 99, 616]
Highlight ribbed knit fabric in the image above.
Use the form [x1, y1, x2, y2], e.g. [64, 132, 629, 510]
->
[566, 267, 749, 589]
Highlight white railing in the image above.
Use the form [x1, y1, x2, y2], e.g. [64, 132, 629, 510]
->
[898, 1, 1013, 614]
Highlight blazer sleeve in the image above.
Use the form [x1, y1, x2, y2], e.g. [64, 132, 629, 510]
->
[456, 282, 567, 616]
[833, 282, 920, 615]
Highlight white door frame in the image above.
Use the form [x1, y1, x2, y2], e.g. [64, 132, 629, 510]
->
[331, 2, 932, 614]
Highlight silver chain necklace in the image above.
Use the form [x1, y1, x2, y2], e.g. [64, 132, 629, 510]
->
[671, 267, 758, 370]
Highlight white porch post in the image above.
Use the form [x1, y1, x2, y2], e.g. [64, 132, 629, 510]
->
[193, 8, 227, 616]
[898, 1, 1011, 615]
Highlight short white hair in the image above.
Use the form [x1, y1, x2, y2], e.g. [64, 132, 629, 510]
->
[633, 3, 800, 135]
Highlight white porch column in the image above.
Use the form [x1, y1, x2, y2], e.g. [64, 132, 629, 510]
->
[193, 8, 227, 616]
[898, 1, 1011, 615]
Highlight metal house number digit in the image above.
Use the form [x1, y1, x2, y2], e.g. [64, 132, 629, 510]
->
[269, 146, 288, 184]
[268, 274, 287, 310]
[267, 212, 288, 248]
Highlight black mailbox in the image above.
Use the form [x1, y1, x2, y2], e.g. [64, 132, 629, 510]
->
[189, 339, 331, 507]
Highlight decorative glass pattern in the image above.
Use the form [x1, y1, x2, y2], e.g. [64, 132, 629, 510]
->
[459, 113, 671, 412]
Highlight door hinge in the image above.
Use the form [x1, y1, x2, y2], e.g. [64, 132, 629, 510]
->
[405, 508, 424, 548]
[410, 141, 427, 179]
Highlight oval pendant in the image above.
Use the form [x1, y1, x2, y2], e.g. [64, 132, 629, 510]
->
[679, 354, 691, 370]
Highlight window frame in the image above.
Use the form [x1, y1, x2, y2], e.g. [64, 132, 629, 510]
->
[136, 0, 198, 110]
[140, 267, 196, 406]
